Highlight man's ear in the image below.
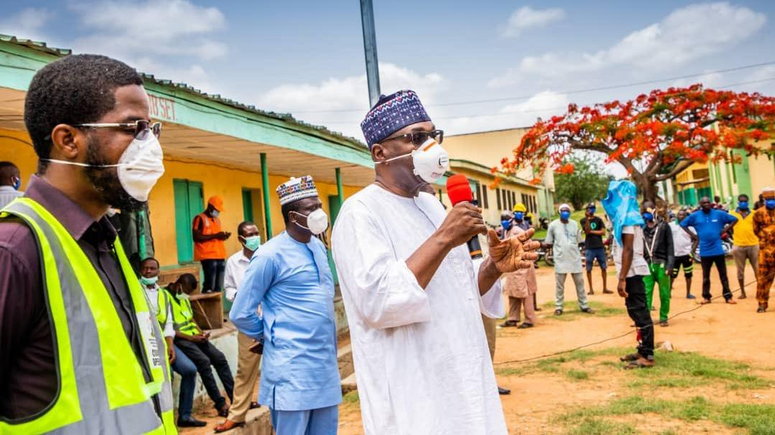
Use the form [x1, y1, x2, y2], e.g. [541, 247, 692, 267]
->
[371, 143, 385, 162]
[50, 124, 84, 160]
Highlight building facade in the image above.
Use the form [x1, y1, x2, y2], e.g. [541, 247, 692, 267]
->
[442, 128, 555, 225]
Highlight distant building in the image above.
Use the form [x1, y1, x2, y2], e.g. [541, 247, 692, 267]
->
[441, 128, 555, 225]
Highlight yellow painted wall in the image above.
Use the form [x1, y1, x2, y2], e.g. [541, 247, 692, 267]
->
[0, 129, 37, 190]
[748, 153, 775, 199]
[444, 128, 535, 180]
[1, 129, 364, 267]
[443, 166, 539, 225]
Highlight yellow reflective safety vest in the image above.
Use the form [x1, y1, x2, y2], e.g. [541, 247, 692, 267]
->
[0, 198, 177, 434]
[156, 286, 170, 328]
[168, 291, 202, 336]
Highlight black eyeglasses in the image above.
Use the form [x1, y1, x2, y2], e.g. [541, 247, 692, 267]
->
[382, 129, 444, 146]
[75, 120, 162, 140]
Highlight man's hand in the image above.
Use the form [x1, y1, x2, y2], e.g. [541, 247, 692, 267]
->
[617, 277, 628, 298]
[217, 231, 231, 240]
[168, 344, 176, 364]
[189, 334, 207, 343]
[486, 228, 540, 273]
[437, 203, 487, 248]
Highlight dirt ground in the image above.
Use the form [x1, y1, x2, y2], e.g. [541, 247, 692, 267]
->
[338, 261, 775, 434]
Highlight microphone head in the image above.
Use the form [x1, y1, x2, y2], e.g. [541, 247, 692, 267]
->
[446, 173, 474, 206]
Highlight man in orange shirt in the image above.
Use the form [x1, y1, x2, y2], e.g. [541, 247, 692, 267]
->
[193, 196, 231, 293]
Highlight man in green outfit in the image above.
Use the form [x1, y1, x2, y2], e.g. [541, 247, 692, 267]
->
[641, 201, 674, 327]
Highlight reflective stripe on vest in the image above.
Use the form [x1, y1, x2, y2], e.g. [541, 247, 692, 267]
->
[0, 198, 177, 434]
[169, 294, 201, 336]
[156, 288, 169, 327]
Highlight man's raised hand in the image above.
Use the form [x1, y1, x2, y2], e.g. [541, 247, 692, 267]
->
[486, 228, 540, 273]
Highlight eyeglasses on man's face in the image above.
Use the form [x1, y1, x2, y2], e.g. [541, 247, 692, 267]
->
[74, 120, 162, 140]
[382, 129, 444, 147]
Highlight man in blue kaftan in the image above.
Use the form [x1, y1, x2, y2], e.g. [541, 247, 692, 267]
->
[231, 175, 341, 435]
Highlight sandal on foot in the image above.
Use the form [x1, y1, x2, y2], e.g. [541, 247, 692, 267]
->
[624, 358, 654, 369]
[517, 322, 534, 329]
[603, 289, 614, 294]
[725, 299, 737, 305]
[738, 294, 747, 300]
[686, 294, 696, 299]
[757, 306, 767, 313]
[700, 299, 712, 305]
[659, 320, 669, 327]
[619, 353, 640, 362]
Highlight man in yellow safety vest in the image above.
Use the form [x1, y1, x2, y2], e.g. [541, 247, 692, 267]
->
[0, 54, 174, 433]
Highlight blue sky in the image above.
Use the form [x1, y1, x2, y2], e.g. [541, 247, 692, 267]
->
[2, 1, 774, 140]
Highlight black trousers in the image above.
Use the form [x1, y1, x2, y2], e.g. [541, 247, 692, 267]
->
[201, 259, 226, 292]
[625, 276, 654, 359]
[700, 255, 732, 301]
[175, 338, 234, 408]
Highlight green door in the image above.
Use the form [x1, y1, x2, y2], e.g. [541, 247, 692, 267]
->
[173, 179, 203, 264]
[242, 189, 254, 222]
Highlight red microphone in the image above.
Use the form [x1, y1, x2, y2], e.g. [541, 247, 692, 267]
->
[446, 174, 475, 206]
[445, 174, 483, 258]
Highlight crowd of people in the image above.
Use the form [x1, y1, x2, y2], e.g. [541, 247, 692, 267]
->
[0, 53, 773, 435]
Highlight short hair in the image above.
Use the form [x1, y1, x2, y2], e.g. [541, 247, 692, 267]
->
[176, 273, 198, 289]
[738, 194, 749, 201]
[0, 161, 19, 182]
[24, 54, 143, 173]
[140, 257, 159, 268]
[237, 221, 256, 237]
[281, 201, 306, 224]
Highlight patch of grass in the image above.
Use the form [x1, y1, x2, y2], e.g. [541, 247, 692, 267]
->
[625, 351, 771, 391]
[342, 391, 359, 404]
[567, 417, 636, 435]
[566, 369, 590, 380]
[556, 395, 775, 434]
[541, 300, 626, 321]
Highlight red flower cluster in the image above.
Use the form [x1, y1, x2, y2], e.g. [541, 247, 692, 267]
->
[498, 84, 775, 198]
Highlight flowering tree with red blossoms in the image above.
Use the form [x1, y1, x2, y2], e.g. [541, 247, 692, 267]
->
[496, 84, 775, 202]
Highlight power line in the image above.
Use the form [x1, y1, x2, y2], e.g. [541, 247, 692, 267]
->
[316, 76, 775, 124]
[493, 279, 758, 366]
[288, 61, 775, 114]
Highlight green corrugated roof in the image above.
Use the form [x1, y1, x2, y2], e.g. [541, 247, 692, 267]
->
[0, 34, 368, 153]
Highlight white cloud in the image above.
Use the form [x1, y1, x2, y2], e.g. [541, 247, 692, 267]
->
[257, 65, 570, 137]
[500, 6, 565, 38]
[491, 2, 766, 87]
[70, 0, 227, 61]
[257, 63, 446, 138]
[0, 8, 54, 41]
[442, 91, 569, 135]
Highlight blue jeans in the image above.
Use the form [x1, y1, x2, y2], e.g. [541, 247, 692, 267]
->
[171, 344, 198, 419]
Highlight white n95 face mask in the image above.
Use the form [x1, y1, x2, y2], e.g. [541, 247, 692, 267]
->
[44, 133, 165, 202]
[376, 138, 449, 183]
[292, 208, 329, 235]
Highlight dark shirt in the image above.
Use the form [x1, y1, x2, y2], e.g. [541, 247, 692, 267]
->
[642, 221, 675, 270]
[580, 216, 605, 249]
[0, 175, 146, 419]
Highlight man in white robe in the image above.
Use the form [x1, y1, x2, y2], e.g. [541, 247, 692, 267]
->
[332, 90, 538, 435]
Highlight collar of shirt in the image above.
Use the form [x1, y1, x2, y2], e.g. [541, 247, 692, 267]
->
[0, 185, 16, 192]
[24, 175, 117, 244]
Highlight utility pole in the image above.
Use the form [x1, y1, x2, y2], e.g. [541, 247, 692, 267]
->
[360, 0, 381, 107]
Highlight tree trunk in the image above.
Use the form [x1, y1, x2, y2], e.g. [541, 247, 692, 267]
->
[631, 172, 659, 203]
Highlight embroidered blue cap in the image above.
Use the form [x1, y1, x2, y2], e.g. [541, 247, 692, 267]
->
[360, 90, 431, 148]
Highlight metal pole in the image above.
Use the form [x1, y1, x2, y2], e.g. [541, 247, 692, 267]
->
[336, 167, 345, 205]
[360, 0, 381, 107]
[260, 152, 273, 240]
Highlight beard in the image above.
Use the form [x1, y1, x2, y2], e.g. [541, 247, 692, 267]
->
[83, 135, 145, 212]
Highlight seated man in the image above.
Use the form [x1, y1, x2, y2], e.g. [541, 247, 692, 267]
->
[166, 274, 235, 417]
[139, 258, 205, 428]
